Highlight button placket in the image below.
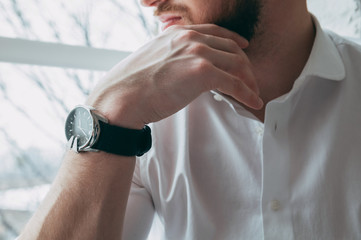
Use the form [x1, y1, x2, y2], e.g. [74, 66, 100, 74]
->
[270, 200, 281, 211]
[261, 101, 294, 239]
[255, 125, 264, 137]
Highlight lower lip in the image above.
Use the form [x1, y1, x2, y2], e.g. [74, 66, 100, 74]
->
[162, 17, 182, 30]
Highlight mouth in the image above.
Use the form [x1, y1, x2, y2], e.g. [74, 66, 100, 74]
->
[158, 14, 183, 31]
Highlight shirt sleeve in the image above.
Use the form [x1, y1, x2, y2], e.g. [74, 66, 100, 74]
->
[122, 155, 155, 240]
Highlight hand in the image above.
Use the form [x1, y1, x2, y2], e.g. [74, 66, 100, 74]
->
[87, 24, 263, 129]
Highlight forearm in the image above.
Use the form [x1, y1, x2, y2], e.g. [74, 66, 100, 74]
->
[19, 151, 135, 240]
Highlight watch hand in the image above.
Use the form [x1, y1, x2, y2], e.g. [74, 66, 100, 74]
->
[79, 127, 87, 136]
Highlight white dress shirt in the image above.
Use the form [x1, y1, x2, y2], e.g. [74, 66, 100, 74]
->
[123, 17, 361, 240]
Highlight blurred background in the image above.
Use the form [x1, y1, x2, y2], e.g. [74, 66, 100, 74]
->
[0, 0, 360, 239]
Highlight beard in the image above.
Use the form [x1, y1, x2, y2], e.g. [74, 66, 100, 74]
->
[154, 0, 262, 41]
[213, 0, 262, 41]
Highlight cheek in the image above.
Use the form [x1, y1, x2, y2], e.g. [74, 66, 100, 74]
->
[187, 1, 222, 24]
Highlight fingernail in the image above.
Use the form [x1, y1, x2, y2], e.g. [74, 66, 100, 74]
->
[239, 40, 249, 49]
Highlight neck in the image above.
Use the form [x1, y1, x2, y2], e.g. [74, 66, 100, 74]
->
[243, 1, 315, 122]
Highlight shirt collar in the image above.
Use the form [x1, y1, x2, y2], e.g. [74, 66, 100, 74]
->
[299, 15, 345, 81]
[210, 15, 346, 121]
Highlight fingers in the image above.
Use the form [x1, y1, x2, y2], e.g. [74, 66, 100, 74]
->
[202, 64, 263, 110]
[220, 80, 264, 110]
[168, 24, 249, 49]
[201, 34, 244, 54]
[210, 48, 259, 95]
[211, 67, 263, 110]
[182, 41, 260, 96]
[213, 63, 263, 109]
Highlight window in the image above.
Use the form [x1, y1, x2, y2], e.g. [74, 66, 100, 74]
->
[0, 0, 160, 239]
[0, 0, 158, 50]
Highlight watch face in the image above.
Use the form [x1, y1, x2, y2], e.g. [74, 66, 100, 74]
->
[65, 106, 94, 148]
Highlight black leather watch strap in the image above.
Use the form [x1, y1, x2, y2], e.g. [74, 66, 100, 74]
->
[92, 120, 152, 156]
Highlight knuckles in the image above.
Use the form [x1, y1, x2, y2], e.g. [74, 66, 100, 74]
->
[226, 38, 240, 50]
[190, 59, 215, 89]
[191, 58, 212, 73]
[176, 29, 200, 42]
[233, 54, 246, 65]
[169, 29, 211, 57]
[165, 24, 183, 32]
[184, 42, 208, 56]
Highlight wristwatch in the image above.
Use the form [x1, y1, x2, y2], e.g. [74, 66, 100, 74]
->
[65, 105, 151, 156]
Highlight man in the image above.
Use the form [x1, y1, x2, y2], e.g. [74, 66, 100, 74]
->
[20, 0, 361, 239]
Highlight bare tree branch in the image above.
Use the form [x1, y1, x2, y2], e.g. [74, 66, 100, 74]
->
[20, 68, 70, 116]
[0, 74, 63, 145]
[0, 211, 18, 238]
[134, 0, 153, 37]
[0, 1, 23, 37]
[10, 0, 38, 39]
[65, 2, 93, 47]
[109, 0, 158, 38]
[64, 70, 91, 96]
[0, 128, 51, 184]
[356, 0, 361, 37]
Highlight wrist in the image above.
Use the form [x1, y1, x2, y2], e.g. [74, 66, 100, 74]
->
[105, 106, 146, 130]
[87, 95, 146, 130]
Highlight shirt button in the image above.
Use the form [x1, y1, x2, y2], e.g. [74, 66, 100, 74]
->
[213, 94, 223, 102]
[271, 200, 281, 211]
[255, 126, 264, 136]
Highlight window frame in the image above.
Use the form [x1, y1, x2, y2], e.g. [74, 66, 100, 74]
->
[0, 36, 130, 70]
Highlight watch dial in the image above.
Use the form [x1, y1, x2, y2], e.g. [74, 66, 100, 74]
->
[65, 106, 94, 147]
